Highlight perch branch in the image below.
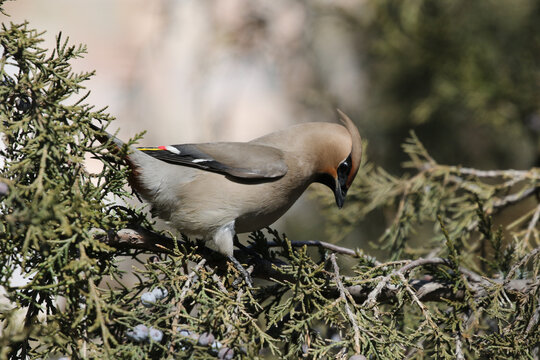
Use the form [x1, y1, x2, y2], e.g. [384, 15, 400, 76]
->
[95, 228, 539, 304]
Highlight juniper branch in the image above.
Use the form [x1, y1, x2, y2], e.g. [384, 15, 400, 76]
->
[97, 228, 539, 303]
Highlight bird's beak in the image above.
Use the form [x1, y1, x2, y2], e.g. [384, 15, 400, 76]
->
[316, 171, 348, 209]
[334, 179, 347, 209]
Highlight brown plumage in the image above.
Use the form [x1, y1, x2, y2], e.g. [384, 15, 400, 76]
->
[93, 110, 362, 286]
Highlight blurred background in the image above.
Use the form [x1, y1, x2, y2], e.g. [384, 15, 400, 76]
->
[5, 0, 540, 254]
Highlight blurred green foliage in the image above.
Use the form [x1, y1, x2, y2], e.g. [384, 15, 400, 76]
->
[353, 0, 540, 170]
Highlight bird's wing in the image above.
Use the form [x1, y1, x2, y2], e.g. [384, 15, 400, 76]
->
[137, 142, 288, 179]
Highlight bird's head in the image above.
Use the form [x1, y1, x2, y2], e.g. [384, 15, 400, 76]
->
[315, 110, 362, 209]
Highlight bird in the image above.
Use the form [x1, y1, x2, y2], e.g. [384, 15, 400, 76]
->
[92, 110, 362, 286]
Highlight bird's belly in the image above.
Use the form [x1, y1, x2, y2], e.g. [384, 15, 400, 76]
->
[159, 172, 308, 236]
[167, 193, 296, 236]
[234, 186, 306, 233]
[234, 208, 287, 233]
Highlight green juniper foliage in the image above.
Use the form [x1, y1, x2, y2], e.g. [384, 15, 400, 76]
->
[0, 3, 539, 360]
[0, 13, 142, 359]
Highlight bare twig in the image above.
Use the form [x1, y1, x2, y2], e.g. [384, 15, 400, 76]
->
[179, 259, 207, 302]
[492, 186, 538, 209]
[397, 272, 439, 331]
[169, 259, 207, 354]
[362, 274, 389, 312]
[363, 257, 451, 309]
[455, 334, 465, 360]
[524, 205, 540, 244]
[261, 240, 379, 263]
[330, 254, 361, 354]
[507, 246, 540, 280]
[449, 167, 534, 179]
[347, 277, 536, 304]
[526, 303, 540, 336]
[464, 186, 540, 233]
[399, 257, 449, 274]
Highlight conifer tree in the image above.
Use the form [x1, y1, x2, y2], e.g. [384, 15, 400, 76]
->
[0, 2, 538, 359]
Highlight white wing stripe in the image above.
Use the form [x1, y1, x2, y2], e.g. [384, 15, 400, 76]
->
[165, 146, 181, 154]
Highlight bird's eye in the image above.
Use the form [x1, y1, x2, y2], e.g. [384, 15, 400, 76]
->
[338, 155, 352, 176]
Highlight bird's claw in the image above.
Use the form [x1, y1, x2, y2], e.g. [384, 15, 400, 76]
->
[227, 255, 253, 288]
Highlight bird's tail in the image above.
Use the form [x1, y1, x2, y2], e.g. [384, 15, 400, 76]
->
[90, 123, 165, 195]
[89, 122, 153, 197]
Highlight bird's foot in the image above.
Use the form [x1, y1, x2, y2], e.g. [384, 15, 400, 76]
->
[227, 255, 253, 288]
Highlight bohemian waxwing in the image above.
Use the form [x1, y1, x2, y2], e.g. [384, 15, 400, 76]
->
[92, 110, 362, 286]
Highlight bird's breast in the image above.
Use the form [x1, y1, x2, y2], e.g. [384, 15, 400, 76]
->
[233, 179, 309, 233]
